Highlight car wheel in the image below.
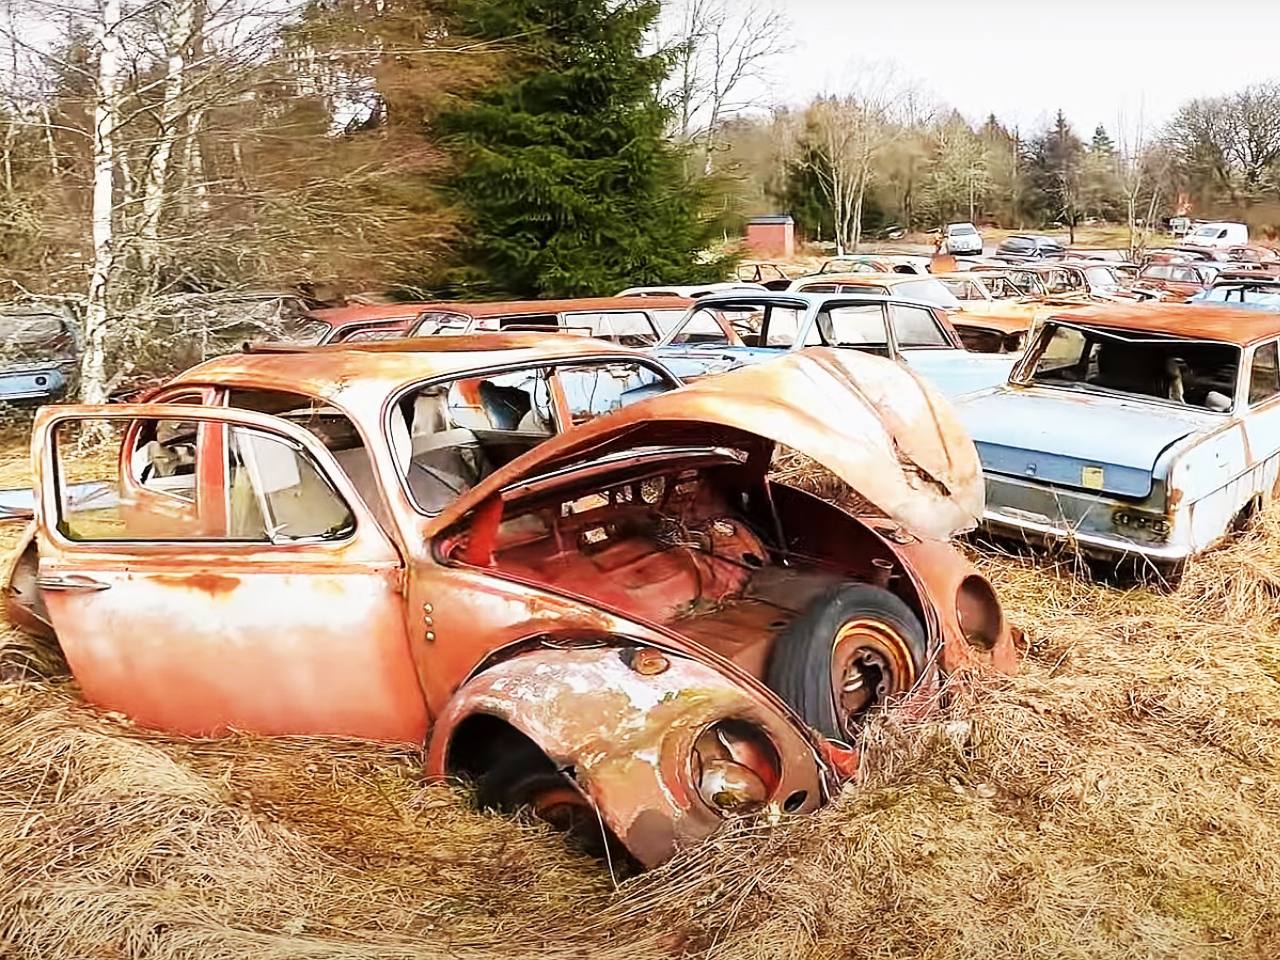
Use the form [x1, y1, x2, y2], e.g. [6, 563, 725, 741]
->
[474, 736, 622, 862]
[766, 583, 929, 741]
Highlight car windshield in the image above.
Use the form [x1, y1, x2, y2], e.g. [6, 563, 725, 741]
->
[1025, 322, 1240, 412]
[0, 309, 74, 363]
[664, 303, 766, 347]
[949, 224, 978, 235]
[1084, 266, 1120, 290]
[1141, 264, 1204, 284]
[891, 278, 961, 309]
[1191, 226, 1220, 238]
[393, 359, 679, 513]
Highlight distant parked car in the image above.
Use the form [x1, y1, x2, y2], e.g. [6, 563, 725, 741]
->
[1133, 263, 1221, 302]
[652, 291, 1018, 399]
[1182, 221, 1249, 249]
[735, 261, 794, 291]
[0, 302, 79, 405]
[295, 298, 694, 347]
[788, 272, 963, 310]
[959, 303, 1280, 582]
[942, 222, 983, 256]
[617, 283, 766, 299]
[1188, 277, 1280, 311]
[816, 255, 931, 276]
[994, 235, 1067, 262]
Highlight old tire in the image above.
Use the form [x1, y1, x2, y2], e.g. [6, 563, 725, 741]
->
[766, 583, 929, 742]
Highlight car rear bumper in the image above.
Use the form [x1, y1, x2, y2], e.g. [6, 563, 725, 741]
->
[981, 507, 1190, 565]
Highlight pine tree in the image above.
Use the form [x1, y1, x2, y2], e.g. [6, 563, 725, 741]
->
[1090, 124, 1116, 155]
[435, 0, 726, 298]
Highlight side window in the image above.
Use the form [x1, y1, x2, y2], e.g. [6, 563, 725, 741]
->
[798, 283, 838, 294]
[53, 416, 355, 543]
[340, 327, 408, 343]
[498, 313, 558, 331]
[1250, 341, 1280, 405]
[561, 311, 656, 346]
[760, 306, 809, 348]
[889, 304, 949, 347]
[666, 307, 733, 347]
[415, 312, 470, 336]
[815, 304, 887, 347]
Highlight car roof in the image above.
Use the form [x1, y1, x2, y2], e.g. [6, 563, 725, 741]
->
[1046, 303, 1280, 347]
[800, 272, 929, 286]
[309, 296, 692, 326]
[170, 333, 652, 400]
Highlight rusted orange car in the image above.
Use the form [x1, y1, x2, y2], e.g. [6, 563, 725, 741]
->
[299, 297, 693, 346]
[6, 334, 1017, 867]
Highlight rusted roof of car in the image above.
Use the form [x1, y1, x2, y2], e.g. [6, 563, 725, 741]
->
[1048, 303, 1280, 346]
[809, 272, 924, 287]
[309, 296, 692, 326]
[171, 334, 646, 399]
[952, 312, 1032, 335]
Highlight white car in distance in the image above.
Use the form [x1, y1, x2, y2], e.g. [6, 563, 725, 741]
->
[943, 222, 983, 255]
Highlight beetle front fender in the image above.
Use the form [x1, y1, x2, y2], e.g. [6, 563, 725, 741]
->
[427, 645, 825, 867]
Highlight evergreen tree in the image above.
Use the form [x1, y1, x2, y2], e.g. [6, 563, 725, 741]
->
[1090, 124, 1115, 155]
[435, 0, 726, 297]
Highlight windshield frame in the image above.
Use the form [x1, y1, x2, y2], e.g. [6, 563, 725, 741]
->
[1012, 320, 1242, 414]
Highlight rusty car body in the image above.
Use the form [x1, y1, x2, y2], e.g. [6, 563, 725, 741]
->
[6, 333, 1017, 868]
[299, 297, 694, 347]
[958, 303, 1280, 581]
[651, 291, 1019, 398]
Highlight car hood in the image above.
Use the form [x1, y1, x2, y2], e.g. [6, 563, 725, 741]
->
[958, 385, 1218, 497]
[434, 348, 984, 541]
[902, 350, 1018, 399]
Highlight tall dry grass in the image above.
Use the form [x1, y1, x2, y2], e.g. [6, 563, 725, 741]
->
[4, 505, 1280, 957]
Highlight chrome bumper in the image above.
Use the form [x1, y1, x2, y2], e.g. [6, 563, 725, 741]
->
[981, 508, 1191, 564]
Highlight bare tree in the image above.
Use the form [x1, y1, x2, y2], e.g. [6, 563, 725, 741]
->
[803, 69, 913, 254]
[83, 0, 123, 407]
[1116, 107, 1168, 260]
[663, 0, 789, 174]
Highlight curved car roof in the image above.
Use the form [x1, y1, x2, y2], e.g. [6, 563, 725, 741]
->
[1047, 303, 1280, 346]
[310, 296, 693, 327]
[169, 334, 656, 401]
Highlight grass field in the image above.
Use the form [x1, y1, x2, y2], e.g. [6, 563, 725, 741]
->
[3, 441, 1280, 959]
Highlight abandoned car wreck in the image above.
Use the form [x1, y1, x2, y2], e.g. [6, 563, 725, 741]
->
[6, 335, 1019, 867]
[960, 303, 1280, 581]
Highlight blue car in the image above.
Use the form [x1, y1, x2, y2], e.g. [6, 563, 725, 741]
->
[1, 304, 78, 404]
[958, 303, 1280, 582]
[651, 292, 1018, 400]
[1188, 278, 1280, 312]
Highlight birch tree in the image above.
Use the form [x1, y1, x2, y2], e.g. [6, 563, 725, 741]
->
[663, 0, 788, 174]
[83, 0, 123, 406]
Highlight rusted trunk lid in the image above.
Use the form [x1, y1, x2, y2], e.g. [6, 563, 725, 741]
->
[434, 348, 983, 541]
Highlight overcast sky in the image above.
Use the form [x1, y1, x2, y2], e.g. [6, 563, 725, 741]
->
[765, 0, 1280, 136]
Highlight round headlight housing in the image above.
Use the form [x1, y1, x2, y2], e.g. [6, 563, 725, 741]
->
[956, 574, 1003, 651]
[691, 719, 781, 817]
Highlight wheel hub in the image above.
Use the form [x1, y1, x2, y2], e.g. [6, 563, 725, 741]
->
[831, 619, 918, 737]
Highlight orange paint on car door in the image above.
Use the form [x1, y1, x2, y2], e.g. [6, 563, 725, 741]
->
[33, 404, 429, 743]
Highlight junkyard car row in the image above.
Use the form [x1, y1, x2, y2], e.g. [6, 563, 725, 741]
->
[7, 229, 1280, 866]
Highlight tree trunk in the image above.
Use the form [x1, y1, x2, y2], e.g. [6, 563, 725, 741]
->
[41, 103, 59, 178]
[82, 0, 122, 407]
[138, 1, 196, 276]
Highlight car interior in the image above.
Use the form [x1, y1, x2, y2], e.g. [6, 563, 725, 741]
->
[1030, 325, 1239, 411]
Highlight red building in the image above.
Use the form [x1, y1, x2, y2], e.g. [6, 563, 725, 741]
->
[745, 215, 795, 259]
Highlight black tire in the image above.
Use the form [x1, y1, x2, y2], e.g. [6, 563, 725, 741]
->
[471, 731, 623, 863]
[766, 583, 929, 741]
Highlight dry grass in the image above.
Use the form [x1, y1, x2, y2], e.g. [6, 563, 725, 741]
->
[4, 455, 1280, 959]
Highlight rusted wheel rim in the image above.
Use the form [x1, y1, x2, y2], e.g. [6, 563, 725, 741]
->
[830, 618, 918, 737]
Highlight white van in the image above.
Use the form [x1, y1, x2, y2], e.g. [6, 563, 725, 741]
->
[1182, 221, 1249, 249]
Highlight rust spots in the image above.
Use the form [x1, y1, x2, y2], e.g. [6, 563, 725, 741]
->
[152, 572, 242, 595]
